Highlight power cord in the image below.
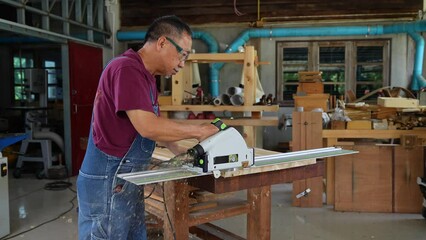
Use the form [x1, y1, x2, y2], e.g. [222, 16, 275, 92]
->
[144, 184, 156, 199]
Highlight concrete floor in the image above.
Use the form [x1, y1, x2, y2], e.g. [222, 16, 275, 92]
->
[4, 175, 426, 240]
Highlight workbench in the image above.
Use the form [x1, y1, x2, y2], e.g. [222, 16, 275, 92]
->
[147, 140, 324, 240]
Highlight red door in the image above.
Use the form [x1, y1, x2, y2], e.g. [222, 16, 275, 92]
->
[68, 41, 103, 175]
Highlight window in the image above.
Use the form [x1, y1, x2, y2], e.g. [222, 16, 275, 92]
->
[277, 40, 389, 104]
[44, 60, 63, 100]
[281, 46, 309, 100]
[355, 42, 389, 100]
[319, 45, 346, 97]
[13, 50, 62, 102]
[13, 54, 34, 101]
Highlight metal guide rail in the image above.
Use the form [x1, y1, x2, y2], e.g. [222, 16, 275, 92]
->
[118, 147, 357, 186]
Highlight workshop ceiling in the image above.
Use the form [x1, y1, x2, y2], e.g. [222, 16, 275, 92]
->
[120, 0, 422, 28]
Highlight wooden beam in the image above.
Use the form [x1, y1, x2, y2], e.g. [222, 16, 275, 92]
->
[189, 201, 250, 226]
[247, 186, 271, 240]
[323, 129, 426, 139]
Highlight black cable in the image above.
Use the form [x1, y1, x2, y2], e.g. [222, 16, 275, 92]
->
[0, 187, 77, 240]
[144, 184, 156, 199]
[161, 182, 176, 240]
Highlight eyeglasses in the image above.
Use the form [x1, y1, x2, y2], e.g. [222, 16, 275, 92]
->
[165, 36, 190, 62]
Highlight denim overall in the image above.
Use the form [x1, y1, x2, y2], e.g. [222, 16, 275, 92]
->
[77, 89, 159, 240]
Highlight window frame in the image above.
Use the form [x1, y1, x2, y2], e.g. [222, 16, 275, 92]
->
[276, 39, 390, 105]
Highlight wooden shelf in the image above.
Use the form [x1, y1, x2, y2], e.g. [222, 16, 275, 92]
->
[159, 105, 279, 112]
[187, 52, 245, 63]
[171, 117, 278, 127]
[323, 129, 426, 139]
[167, 46, 277, 147]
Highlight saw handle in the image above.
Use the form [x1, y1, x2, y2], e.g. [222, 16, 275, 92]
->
[211, 118, 228, 131]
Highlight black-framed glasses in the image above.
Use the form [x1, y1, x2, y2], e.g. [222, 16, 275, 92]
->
[165, 36, 190, 62]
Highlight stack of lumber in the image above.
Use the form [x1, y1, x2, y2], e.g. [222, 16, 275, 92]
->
[294, 71, 329, 111]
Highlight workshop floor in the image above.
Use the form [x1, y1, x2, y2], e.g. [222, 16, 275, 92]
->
[4, 175, 426, 240]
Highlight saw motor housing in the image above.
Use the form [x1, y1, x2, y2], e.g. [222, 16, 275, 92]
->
[189, 127, 255, 173]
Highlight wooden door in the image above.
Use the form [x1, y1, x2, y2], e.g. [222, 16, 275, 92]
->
[68, 41, 102, 175]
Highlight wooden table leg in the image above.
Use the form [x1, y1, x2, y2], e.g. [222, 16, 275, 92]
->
[326, 138, 337, 205]
[163, 180, 189, 240]
[247, 185, 271, 240]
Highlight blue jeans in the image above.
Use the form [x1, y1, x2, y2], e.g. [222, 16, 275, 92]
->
[77, 132, 155, 240]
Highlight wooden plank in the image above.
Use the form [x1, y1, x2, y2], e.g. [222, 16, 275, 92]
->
[172, 116, 278, 127]
[171, 70, 184, 106]
[188, 200, 250, 226]
[333, 146, 355, 211]
[297, 81, 324, 94]
[191, 191, 235, 202]
[394, 146, 424, 213]
[163, 181, 190, 240]
[188, 161, 325, 194]
[190, 223, 245, 240]
[222, 158, 316, 178]
[189, 201, 218, 212]
[243, 126, 255, 147]
[292, 112, 322, 151]
[325, 138, 338, 205]
[305, 112, 323, 150]
[183, 63, 193, 101]
[335, 145, 393, 212]
[247, 186, 271, 240]
[377, 97, 419, 108]
[346, 120, 372, 130]
[159, 104, 279, 112]
[293, 94, 330, 112]
[323, 129, 426, 139]
[243, 46, 256, 106]
[187, 52, 245, 62]
[292, 111, 302, 151]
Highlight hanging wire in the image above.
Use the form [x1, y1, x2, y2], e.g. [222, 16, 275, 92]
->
[234, 0, 246, 16]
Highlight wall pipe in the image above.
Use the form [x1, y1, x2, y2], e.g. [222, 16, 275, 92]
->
[117, 30, 219, 53]
[408, 32, 426, 90]
[117, 21, 426, 95]
[213, 20, 426, 92]
[117, 30, 220, 95]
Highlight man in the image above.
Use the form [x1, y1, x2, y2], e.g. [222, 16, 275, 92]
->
[76, 15, 218, 240]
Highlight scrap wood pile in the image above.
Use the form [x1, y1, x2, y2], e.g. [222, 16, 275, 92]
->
[330, 86, 426, 130]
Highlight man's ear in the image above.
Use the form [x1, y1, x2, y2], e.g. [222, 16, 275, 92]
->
[157, 36, 166, 50]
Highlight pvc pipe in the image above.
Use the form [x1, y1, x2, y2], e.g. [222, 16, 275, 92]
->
[213, 97, 222, 106]
[227, 86, 243, 96]
[33, 130, 64, 153]
[230, 94, 244, 106]
[221, 94, 232, 105]
[192, 49, 201, 88]
[408, 32, 426, 90]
